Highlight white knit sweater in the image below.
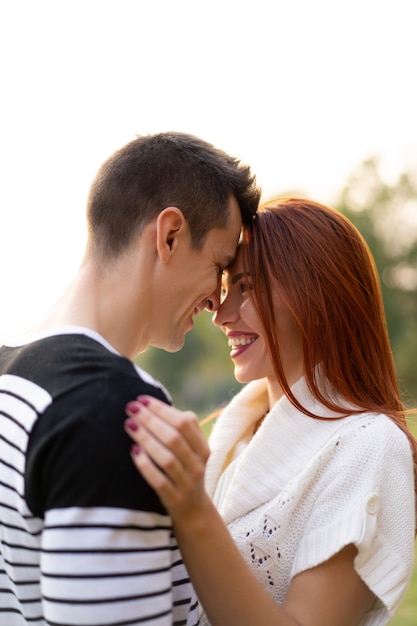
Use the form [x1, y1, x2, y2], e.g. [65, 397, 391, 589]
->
[202, 377, 415, 626]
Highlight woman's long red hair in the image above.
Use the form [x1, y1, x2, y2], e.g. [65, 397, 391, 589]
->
[243, 198, 417, 509]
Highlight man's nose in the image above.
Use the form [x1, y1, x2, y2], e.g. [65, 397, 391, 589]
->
[205, 293, 220, 312]
[205, 280, 221, 312]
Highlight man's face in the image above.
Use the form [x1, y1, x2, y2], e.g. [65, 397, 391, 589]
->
[152, 196, 242, 352]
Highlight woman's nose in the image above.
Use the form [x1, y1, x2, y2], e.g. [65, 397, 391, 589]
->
[212, 296, 238, 328]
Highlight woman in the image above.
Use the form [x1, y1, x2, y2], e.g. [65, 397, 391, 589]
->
[124, 198, 417, 626]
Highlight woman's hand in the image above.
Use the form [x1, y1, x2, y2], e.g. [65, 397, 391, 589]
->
[124, 396, 210, 520]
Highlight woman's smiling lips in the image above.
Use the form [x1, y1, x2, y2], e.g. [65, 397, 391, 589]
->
[227, 332, 258, 358]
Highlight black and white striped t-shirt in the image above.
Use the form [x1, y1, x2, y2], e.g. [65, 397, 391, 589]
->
[0, 328, 199, 626]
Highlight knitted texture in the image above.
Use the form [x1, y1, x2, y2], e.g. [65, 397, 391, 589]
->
[202, 377, 415, 626]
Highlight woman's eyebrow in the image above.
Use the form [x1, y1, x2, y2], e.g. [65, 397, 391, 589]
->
[231, 272, 250, 285]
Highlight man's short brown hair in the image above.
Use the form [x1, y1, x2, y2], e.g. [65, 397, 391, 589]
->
[86, 131, 260, 259]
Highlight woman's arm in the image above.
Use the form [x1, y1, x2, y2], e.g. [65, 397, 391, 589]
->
[124, 396, 374, 626]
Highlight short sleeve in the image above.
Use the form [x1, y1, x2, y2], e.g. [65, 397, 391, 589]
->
[292, 415, 415, 616]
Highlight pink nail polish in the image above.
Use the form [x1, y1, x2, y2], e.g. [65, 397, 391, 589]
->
[131, 443, 141, 456]
[138, 396, 150, 406]
[126, 401, 141, 414]
[125, 419, 139, 432]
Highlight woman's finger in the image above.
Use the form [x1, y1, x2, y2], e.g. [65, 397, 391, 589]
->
[125, 414, 205, 488]
[126, 424, 207, 515]
[125, 405, 200, 475]
[129, 444, 183, 509]
[125, 396, 210, 464]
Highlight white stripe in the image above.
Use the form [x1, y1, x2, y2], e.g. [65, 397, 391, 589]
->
[0, 571, 40, 600]
[0, 454, 24, 492]
[0, 394, 39, 435]
[0, 420, 28, 477]
[45, 506, 171, 528]
[0, 374, 52, 414]
[41, 549, 171, 576]
[43, 598, 173, 626]
[42, 525, 172, 550]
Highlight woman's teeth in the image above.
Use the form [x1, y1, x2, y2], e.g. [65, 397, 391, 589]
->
[228, 336, 256, 348]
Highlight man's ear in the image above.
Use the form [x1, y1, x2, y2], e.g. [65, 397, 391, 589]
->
[156, 207, 187, 262]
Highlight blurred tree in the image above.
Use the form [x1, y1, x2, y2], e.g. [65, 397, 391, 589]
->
[336, 157, 417, 406]
[136, 156, 417, 416]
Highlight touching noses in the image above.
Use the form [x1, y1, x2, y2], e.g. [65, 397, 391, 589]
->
[205, 288, 221, 313]
[212, 292, 238, 328]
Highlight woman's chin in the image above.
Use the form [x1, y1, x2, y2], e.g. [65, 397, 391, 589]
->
[234, 368, 257, 384]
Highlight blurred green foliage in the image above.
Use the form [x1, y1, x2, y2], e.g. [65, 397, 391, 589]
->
[136, 156, 417, 417]
[338, 157, 417, 411]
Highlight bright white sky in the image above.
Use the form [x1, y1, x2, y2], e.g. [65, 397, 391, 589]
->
[0, 0, 416, 340]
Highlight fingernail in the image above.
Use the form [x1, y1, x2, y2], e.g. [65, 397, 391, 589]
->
[137, 396, 150, 406]
[131, 443, 141, 456]
[125, 419, 139, 432]
[126, 401, 141, 415]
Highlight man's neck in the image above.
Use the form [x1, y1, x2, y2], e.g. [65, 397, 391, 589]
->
[27, 260, 150, 359]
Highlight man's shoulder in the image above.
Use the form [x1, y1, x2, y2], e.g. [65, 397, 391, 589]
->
[1, 331, 168, 402]
[20, 333, 170, 517]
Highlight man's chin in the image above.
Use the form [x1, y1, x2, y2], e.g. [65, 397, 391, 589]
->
[152, 335, 186, 353]
[165, 341, 185, 353]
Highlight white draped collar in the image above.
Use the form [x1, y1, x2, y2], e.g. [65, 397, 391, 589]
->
[205, 376, 359, 525]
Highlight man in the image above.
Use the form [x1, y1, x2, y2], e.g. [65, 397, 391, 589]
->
[0, 132, 260, 625]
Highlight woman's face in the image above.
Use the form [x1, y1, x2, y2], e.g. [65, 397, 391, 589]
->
[213, 245, 304, 397]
